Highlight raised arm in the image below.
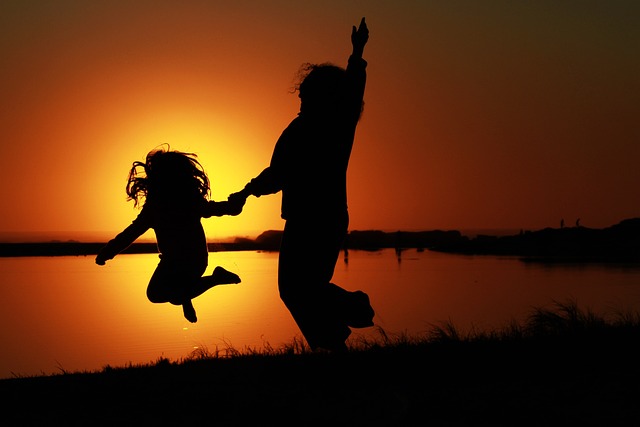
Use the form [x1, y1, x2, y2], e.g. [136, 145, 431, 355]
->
[345, 17, 369, 123]
[351, 17, 369, 59]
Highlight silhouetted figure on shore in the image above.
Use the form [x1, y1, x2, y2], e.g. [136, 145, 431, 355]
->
[96, 147, 245, 323]
[230, 18, 374, 351]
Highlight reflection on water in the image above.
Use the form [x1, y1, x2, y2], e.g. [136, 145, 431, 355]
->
[1, 249, 640, 378]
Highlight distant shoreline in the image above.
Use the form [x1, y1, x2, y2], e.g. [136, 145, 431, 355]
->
[0, 241, 257, 258]
[0, 228, 463, 257]
[430, 217, 640, 263]
[1, 218, 639, 261]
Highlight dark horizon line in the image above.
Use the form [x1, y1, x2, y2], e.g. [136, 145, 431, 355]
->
[1, 217, 639, 259]
[0, 216, 636, 247]
[0, 229, 468, 257]
[0, 225, 556, 245]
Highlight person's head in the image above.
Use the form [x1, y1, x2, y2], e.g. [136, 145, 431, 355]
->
[295, 63, 363, 119]
[126, 146, 210, 207]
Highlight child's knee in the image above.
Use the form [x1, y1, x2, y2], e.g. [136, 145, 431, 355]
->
[147, 287, 167, 304]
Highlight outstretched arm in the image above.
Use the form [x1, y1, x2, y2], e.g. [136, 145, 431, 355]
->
[239, 167, 281, 199]
[351, 17, 369, 59]
[202, 198, 245, 218]
[95, 211, 150, 265]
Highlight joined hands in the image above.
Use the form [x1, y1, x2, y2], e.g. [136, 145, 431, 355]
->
[226, 189, 250, 216]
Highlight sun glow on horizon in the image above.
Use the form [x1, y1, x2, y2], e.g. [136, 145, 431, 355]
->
[1, 2, 639, 239]
[92, 106, 287, 241]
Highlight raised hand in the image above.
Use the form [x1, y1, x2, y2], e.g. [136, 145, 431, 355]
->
[351, 17, 369, 58]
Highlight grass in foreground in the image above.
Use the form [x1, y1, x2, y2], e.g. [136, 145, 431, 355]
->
[2, 299, 640, 426]
[174, 298, 640, 361]
[8, 299, 640, 376]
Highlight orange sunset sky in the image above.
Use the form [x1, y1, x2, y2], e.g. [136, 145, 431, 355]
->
[1, 1, 638, 242]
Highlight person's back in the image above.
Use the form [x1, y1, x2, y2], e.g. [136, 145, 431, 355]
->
[272, 116, 350, 220]
[253, 57, 367, 221]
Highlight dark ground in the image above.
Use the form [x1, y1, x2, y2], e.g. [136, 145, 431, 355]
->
[2, 333, 639, 426]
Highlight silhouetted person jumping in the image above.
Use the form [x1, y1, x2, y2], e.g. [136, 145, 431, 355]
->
[231, 18, 374, 351]
[96, 147, 245, 323]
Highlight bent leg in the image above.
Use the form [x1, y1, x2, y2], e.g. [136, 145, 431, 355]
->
[186, 266, 241, 301]
[182, 300, 197, 323]
[147, 262, 175, 304]
[210, 266, 241, 284]
[278, 217, 353, 351]
[146, 261, 202, 323]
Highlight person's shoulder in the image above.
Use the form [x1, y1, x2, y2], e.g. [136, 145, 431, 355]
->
[287, 115, 304, 128]
[138, 202, 157, 215]
[278, 116, 304, 138]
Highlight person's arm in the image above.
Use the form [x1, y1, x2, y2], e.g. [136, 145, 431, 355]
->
[346, 18, 369, 121]
[351, 17, 369, 60]
[202, 198, 245, 218]
[236, 123, 294, 199]
[95, 209, 151, 265]
[241, 166, 282, 198]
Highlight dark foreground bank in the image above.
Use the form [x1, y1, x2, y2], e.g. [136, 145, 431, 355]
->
[2, 302, 640, 426]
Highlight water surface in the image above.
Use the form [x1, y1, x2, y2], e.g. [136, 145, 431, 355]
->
[2, 249, 639, 378]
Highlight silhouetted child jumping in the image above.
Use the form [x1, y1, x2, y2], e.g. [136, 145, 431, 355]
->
[96, 147, 245, 323]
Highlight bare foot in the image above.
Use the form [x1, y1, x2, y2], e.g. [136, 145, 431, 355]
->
[182, 301, 197, 323]
[209, 266, 241, 285]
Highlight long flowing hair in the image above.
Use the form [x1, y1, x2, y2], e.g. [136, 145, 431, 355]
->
[126, 146, 210, 208]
